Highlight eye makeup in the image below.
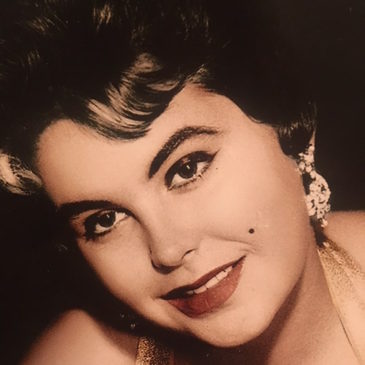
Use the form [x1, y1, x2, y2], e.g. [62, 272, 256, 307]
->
[165, 151, 217, 190]
[149, 126, 220, 179]
[83, 209, 130, 240]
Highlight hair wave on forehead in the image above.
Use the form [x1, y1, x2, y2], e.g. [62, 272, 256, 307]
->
[85, 53, 209, 140]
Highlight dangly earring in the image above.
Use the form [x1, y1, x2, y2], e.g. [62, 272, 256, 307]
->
[297, 144, 331, 228]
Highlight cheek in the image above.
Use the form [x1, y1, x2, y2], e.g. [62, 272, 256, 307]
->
[194, 141, 307, 242]
[77, 236, 152, 305]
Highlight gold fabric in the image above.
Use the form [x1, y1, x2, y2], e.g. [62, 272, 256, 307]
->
[318, 239, 365, 364]
[135, 336, 173, 365]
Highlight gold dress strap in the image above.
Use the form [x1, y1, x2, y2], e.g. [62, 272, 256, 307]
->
[135, 336, 173, 365]
[318, 239, 365, 364]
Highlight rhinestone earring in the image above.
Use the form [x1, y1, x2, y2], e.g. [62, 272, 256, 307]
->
[298, 144, 331, 228]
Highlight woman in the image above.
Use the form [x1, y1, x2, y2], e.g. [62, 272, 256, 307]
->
[0, 1, 364, 363]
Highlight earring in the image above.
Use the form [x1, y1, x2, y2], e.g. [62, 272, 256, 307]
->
[298, 144, 331, 228]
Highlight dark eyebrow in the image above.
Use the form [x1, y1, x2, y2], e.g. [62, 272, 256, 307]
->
[56, 200, 114, 221]
[148, 126, 219, 178]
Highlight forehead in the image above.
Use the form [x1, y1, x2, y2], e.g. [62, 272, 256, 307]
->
[35, 86, 259, 204]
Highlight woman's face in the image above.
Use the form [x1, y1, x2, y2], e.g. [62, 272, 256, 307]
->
[36, 85, 314, 346]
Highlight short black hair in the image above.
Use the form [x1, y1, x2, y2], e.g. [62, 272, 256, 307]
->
[0, 0, 315, 193]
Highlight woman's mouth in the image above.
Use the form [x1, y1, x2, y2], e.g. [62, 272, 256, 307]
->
[162, 257, 245, 317]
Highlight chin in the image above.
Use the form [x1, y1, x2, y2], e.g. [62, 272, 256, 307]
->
[187, 308, 275, 348]
[205, 335, 252, 348]
[196, 328, 263, 348]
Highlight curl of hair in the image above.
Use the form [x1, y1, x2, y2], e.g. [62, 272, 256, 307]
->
[0, 151, 42, 195]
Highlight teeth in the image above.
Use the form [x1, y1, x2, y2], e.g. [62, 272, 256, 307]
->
[186, 264, 233, 296]
[194, 285, 208, 294]
[216, 270, 228, 281]
[205, 276, 220, 288]
[225, 266, 233, 273]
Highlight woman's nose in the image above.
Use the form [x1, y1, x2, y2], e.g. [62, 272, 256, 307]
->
[150, 243, 197, 272]
[144, 213, 200, 272]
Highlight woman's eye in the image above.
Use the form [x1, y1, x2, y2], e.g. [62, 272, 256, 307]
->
[165, 151, 216, 190]
[84, 210, 128, 239]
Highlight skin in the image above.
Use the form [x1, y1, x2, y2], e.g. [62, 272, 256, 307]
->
[27, 85, 361, 364]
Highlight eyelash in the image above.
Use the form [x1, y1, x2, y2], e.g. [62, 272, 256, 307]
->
[83, 209, 130, 241]
[81, 151, 217, 241]
[165, 151, 216, 190]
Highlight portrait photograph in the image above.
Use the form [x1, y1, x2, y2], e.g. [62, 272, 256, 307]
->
[1, 1, 364, 364]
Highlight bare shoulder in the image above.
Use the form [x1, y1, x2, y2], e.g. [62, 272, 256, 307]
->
[325, 211, 365, 267]
[22, 309, 138, 365]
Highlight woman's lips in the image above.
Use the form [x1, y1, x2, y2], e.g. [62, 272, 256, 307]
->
[163, 257, 245, 317]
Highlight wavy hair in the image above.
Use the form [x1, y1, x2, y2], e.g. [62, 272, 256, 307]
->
[0, 0, 315, 195]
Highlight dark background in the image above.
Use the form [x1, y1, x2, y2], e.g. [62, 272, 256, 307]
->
[1, 1, 365, 364]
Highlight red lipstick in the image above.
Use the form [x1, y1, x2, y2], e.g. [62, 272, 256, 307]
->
[163, 257, 245, 317]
